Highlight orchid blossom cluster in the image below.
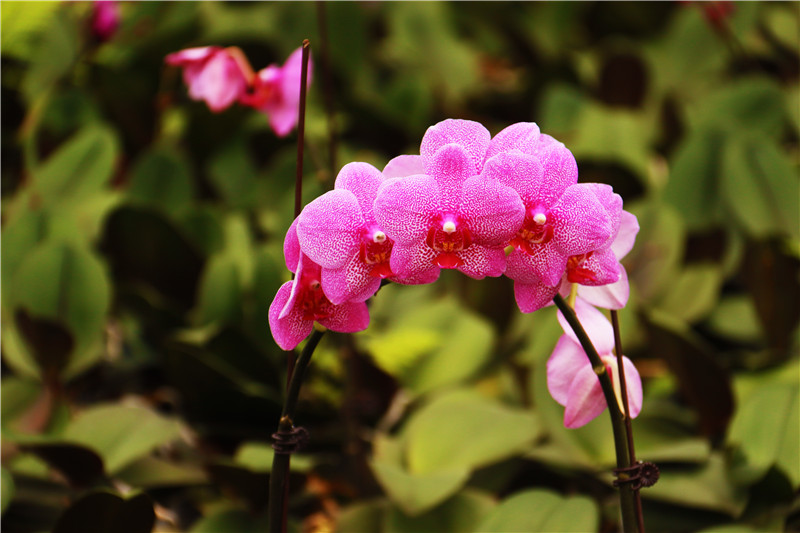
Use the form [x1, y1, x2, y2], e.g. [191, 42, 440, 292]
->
[269, 118, 642, 428]
[166, 45, 311, 137]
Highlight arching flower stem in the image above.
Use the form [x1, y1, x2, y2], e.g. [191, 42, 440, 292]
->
[269, 328, 326, 533]
[553, 294, 639, 533]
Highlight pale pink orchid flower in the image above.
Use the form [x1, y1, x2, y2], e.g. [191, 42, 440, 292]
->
[91, 0, 120, 42]
[268, 220, 370, 351]
[374, 119, 525, 280]
[165, 46, 248, 113]
[297, 162, 437, 306]
[240, 46, 312, 137]
[549, 298, 643, 428]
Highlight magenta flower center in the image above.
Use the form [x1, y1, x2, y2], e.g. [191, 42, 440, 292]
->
[566, 252, 597, 284]
[298, 277, 333, 321]
[425, 215, 474, 269]
[360, 229, 395, 279]
[511, 208, 554, 254]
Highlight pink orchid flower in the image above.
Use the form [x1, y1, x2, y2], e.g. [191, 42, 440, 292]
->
[548, 299, 642, 428]
[297, 162, 437, 305]
[479, 123, 621, 312]
[165, 46, 248, 112]
[374, 119, 525, 280]
[240, 46, 312, 137]
[91, 0, 120, 42]
[514, 207, 639, 313]
[268, 220, 370, 351]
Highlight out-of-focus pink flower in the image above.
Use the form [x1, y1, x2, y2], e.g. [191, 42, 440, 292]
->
[165, 46, 248, 112]
[374, 119, 525, 280]
[91, 0, 120, 42]
[240, 46, 312, 137]
[548, 299, 642, 428]
[483, 123, 620, 313]
[268, 220, 370, 351]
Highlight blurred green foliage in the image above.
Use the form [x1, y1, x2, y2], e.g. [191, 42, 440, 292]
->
[1, 2, 799, 532]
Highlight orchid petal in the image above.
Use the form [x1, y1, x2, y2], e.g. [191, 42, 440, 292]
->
[383, 155, 424, 179]
[457, 245, 508, 279]
[485, 122, 541, 160]
[611, 211, 639, 260]
[481, 151, 545, 207]
[506, 242, 568, 287]
[564, 364, 608, 428]
[550, 184, 615, 256]
[569, 247, 620, 287]
[374, 175, 439, 246]
[318, 300, 370, 333]
[321, 255, 381, 305]
[388, 241, 438, 279]
[577, 266, 629, 309]
[269, 281, 313, 351]
[547, 336, 589, 405]
[512, 279, 560, 313]
[460, 176, 525, 246]
[284, 218, 301, 273]
[297, 190, 363, 270]
[420, 119, 490, 176]
[334, 162, 385, 221]
[556, 298, 616, 355]
[427, 144, 474, 211]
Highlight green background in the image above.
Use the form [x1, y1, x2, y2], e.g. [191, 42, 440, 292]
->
[1, 2, 798, 532]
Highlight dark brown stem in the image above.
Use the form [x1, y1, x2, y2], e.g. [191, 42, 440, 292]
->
[611, 309, 645, 533]
[294, 39, 311, 220]
[553, 295, 638, 533]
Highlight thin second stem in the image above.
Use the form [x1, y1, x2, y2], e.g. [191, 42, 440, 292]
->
[553, 294, 639, 533]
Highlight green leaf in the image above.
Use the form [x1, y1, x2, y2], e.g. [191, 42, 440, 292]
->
[645, 453, 748, 516]
[729, 380, 799, 487]
[19, 5, 79, 102]
[369, 435, 470, 516]
[233, 442, 312, 473]
[1, 377, 42, 427]
[31, 125, 119, 207]
[114, 456, 208, 488]
[62, 405, 182, 474]
[208, 138, 259, 209]
[127, 146, 194, 213]
[385, 490, 495, 533]
[336, 499, 389, 533]
[663, 127, 726, 231]
[6, 240, 111, 379]
[0, 209, 47, 309]
[707, 296, 762, 343]
[405, 390, 540, 475]
[363, 289, 495, 395]
[0, 1, 61, 61]
[689, 78, 788, 137]
[1, 467, 15, 514]
[194, 254, 243, 326]
[474, 489, 599, 533]
[190, 506, 267, 533]
[653, 264, 723, 323]
[721, 133, 800, 240]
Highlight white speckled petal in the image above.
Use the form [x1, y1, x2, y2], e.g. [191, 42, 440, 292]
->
[485, 122, 541, 161]
[268, 281, 313, 351]
[297, 190, 363, 270]
[421, 119, 491, 176]
[374, 174, 439, 246]
[321, 254, 382, 305]
[459, 175, 525, 246]
[334, 162, 385, 221]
